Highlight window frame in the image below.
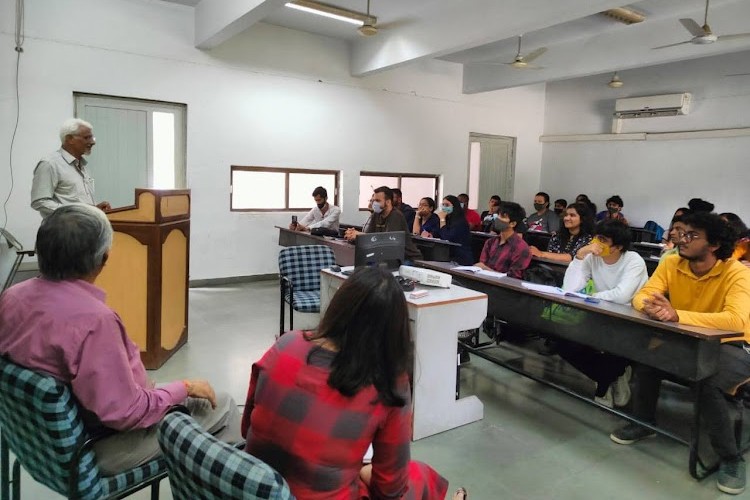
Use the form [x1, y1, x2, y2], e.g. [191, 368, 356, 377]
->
[230, 166, 340, 212]
[358, 171, 440, 211]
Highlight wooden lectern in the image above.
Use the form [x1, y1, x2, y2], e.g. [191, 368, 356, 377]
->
[95, 189, 191, 369]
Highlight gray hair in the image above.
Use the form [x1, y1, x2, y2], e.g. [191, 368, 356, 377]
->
[59, 118, 93, 143]
[36, 203, 113, 280]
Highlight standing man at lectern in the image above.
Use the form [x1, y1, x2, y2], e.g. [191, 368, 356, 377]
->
[31, 118, 111, 218]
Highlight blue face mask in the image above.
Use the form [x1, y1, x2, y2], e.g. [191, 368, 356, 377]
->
[372, 201, 383, 214]
[442, 205, 453, 214]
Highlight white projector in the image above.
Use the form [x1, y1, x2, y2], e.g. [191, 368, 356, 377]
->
[398, 265, 452, 288]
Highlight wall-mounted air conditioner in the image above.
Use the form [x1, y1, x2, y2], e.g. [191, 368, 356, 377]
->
[614, 93, 692, 119]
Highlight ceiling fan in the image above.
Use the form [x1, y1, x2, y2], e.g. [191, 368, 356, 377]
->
[507, 35, 547, 69]
[475, 35, 547, 69]
[653, 0, 750, 50]
[358, 0, 377, 36]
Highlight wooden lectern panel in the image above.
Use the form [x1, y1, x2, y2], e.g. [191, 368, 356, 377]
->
[95, 188, 190, 369]
[161, 229, 187, 350]
[95, 233, 148, 349]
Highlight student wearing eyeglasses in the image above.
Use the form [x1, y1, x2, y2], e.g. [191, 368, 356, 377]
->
[610, 212, 750, 495]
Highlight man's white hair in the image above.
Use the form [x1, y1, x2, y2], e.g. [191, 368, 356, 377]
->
[59, 118, 93, 143]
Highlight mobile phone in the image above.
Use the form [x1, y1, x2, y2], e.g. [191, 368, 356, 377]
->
[291, 215, 298, 225]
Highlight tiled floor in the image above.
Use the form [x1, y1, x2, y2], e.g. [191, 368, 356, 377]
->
[11, 280, 750, 499]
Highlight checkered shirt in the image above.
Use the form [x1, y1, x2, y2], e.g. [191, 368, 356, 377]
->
[241, 331, 414, 500]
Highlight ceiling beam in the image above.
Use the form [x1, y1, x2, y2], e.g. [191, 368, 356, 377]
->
[195, 0, 287, 49]
[349, 0, 623, 76]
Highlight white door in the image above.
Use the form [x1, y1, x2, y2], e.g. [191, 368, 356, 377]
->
[468, 134, 515, 207]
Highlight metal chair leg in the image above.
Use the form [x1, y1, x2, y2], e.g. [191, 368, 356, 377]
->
[10, 462, 18, 500]
[1, 436, 9, 500]
[279, 281, 285, 336]
[150, 479, 160, 500]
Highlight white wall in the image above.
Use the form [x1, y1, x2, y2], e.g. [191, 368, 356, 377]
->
[541, 50, 750, 228]
[0, 0, 545, 279]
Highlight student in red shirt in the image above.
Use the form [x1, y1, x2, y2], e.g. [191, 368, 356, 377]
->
[458, 193, 482, 231]
[242, 267, 464, 500]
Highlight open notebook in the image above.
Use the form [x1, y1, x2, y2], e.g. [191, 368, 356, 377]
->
[452, 265, 507, 279]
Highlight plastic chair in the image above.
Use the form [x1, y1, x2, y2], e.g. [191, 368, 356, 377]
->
[278, 245, 335, 335]
[0, 357, 167, 500]
[157, 412, 294, 500]
[0, 229, 34, 294]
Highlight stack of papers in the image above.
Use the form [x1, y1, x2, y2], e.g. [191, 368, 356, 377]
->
[452, 266, 507, 279]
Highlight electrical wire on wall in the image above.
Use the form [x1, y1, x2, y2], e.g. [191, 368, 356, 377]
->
[2, 0, 25, 234]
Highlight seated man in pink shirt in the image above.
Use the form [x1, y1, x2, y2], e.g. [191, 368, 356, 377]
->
[0, 204, 241, 475]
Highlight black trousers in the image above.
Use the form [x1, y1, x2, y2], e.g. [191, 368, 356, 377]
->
[630, 343, 750, 460]
[556, 340, 629, 397]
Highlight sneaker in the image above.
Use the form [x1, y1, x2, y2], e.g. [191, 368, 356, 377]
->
[610, 423, 657, 445]
[594, 387, 614, 408]
[717, 458, 746, 495]
[612, 366, 632, 407]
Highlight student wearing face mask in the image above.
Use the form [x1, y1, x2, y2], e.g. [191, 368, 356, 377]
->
[480, 195, 502, 232]
[290, 186, 341, 232]
[557, 219, 648, 408]
[554, 199, 567, 217]
[344, 186, 422, 261]
[526, 192, 560, 233]
[595, 195, 628, 225]
[428, 195, 474, 265]
[475, 202, 531, 279]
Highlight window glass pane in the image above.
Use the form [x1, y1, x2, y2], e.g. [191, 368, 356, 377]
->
[232, 171, 285, 209]
[400, 177, 437, 208]
[468, 142, 481, 209]
[152, 112, 175, 189]
[289, 173, 336, 208]
[359, 175, 398, 209]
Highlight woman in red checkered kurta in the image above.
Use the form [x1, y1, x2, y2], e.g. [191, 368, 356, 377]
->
[242, 267, 455, 500]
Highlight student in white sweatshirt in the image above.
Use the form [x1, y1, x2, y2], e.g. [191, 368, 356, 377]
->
[558, 219, 649, 408]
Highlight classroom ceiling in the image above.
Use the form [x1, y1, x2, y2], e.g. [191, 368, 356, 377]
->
[162, 0, 750, 93]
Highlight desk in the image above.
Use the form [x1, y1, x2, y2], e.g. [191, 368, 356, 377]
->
[417, 260, 739, 477]
[410, 234, 461, 262]
[320, 268, 488, 440]
[277, 226, 355, 266]
[631, 227, 657, 243]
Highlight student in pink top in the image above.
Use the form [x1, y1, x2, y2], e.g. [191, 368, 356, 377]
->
[0, 203, 241, 475]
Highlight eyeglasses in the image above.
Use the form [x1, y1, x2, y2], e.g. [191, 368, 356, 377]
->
[676, 231, 702, 243]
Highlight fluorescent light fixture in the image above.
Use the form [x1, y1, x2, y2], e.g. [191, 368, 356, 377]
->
[285, 0, 376, 27]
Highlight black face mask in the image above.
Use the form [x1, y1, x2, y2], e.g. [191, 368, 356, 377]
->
[492, 219, 511, 233]
[554, 208, 563, 214]
[533, 203, 546, 212]
[607, 206, 619, 214]
[317, 202, 326, 209]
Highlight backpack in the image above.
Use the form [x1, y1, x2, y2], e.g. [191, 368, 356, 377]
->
[643, 220, 665, 243]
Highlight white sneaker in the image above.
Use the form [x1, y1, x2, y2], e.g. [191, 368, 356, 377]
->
[595, 387, 613, 408]
[612, 366, 632, 407]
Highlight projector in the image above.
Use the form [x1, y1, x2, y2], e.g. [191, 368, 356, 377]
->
[398, 265, 452, 288]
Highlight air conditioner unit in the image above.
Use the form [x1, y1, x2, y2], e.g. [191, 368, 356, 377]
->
[614, 93, 691, 119]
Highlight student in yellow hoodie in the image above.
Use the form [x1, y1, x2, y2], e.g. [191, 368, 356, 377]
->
[610, 211, 750, 495]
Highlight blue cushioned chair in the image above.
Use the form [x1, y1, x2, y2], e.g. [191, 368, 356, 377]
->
[278, 245, 336, 335]
[157, 412, 294, 500]
[0, 357, 167, 500]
